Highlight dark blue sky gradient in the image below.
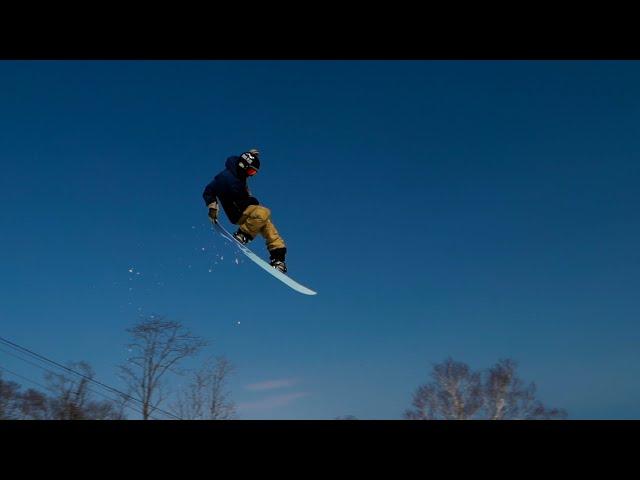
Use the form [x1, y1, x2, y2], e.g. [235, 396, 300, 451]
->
[1, 61, 639, 418]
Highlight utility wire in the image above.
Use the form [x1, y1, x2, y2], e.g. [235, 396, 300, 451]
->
[0, 338, 176, 420]
[0, 365, 141, 420]
[0, 336, 180, 420]
[0, 346, 155, 420]
[0, 335, 182, 420]
[0, 364, 53, 394]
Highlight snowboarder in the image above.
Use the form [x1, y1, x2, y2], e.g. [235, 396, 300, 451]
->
[203, 149, 288, 273]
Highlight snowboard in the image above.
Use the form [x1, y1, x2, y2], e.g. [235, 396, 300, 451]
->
[212, 220, 317, 296]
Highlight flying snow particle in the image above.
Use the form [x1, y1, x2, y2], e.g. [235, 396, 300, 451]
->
[235, 258, 239, 265]
[128, 268, 134, 273]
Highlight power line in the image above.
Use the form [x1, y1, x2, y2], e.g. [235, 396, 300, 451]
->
[0, 335, 182, 420]
[0, 345, 154, 420]
[0, 336, 181, 420]
[0, 337, 178, 420]
[0, 364, 52, 394]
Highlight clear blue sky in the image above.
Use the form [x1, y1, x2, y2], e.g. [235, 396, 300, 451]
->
[1, 60, 639, 419]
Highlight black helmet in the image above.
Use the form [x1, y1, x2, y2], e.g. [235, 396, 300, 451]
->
[238, 149, 260, 176]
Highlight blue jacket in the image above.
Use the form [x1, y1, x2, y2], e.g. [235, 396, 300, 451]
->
[202, 156, 260, 224]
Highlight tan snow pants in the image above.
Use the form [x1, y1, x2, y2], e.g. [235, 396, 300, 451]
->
[236, 205, 286, 251]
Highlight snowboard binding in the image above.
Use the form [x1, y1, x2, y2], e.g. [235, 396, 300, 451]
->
[270, 259, 287, 274]
[233, 229, 253, 245]
[269, 247, 287, 274]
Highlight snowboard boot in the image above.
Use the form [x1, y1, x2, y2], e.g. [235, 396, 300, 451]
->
[233, 228, 253, 245]
[269, 247, 287, 274]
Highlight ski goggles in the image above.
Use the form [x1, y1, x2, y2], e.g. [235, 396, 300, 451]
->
[246, 166, 259, 176]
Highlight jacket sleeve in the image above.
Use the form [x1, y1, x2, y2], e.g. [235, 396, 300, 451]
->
[202, 179, 218, 206]
[244, 185, 260, 208]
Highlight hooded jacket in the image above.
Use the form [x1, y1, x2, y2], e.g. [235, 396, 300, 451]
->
[202, 156, 260, 224]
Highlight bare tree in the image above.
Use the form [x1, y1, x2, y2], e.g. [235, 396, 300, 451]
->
[405, 357, 483, 420]
[19, 388, 52, 420]
[0, 374, 23, 420]
[404, 357, 567, 420]
[2, 367, 127, 420]
[118, 315, 207, 420]
[45, 361, 92, 420]
[0, 373, 51, 420]
[172, 356, 236, 420]
[481, 359, 567, 420]
[45, 361, 127, 420]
